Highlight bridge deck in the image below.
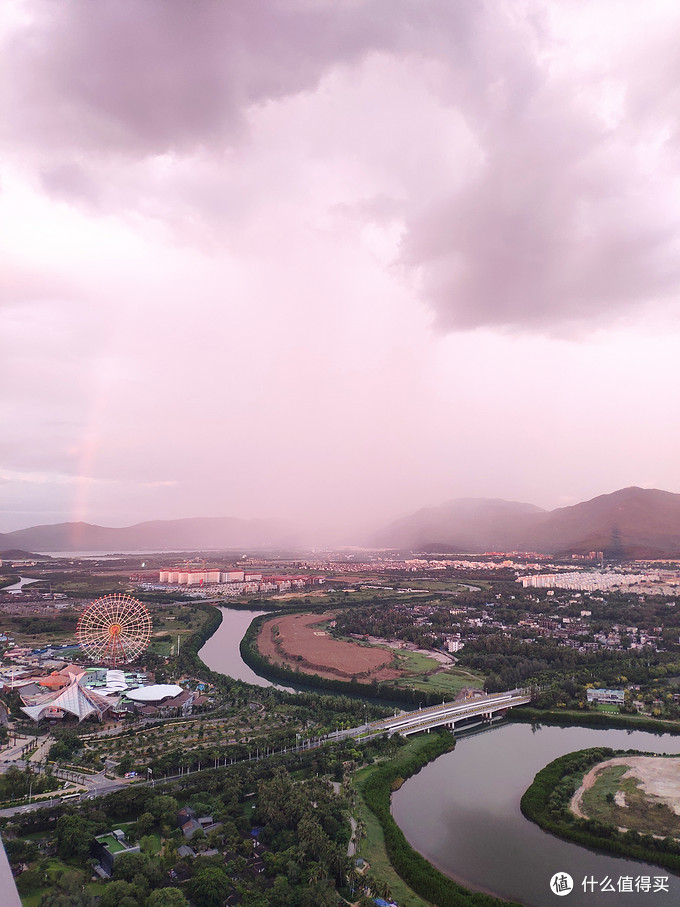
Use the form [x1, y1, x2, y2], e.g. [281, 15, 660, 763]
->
[364, 691, 531, 737]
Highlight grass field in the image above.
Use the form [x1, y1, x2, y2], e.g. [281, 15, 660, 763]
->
[18, 858, 107, 907]
[387, 578, 487, 593]
[355, 738, 436, 907]
[392, 650, 440, 673]
[97, 833, 127, 853]
[581, 764, 680, 837]
[404, 667, 484, 698]
[386, 647, 485, 698]
[0, 600, 208, 652]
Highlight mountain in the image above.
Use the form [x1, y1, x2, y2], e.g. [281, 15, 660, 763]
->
[6, 487, 680, 556]
[0, 517, 299, 553]
[376, 487, 680, 558]
[0, 549, 49, 560]
[374, 498, 545, 552]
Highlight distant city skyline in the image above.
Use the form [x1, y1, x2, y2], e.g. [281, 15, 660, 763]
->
[2, 1, 680, 535]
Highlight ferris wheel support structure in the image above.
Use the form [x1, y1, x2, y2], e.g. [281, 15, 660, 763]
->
[76, 593, 152, 667]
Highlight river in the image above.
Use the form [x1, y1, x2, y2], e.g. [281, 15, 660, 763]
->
[199, 607, 299, 693]
[198, 607, 279, 687]
[199, 607, 680, 905]
[392, 722, 680, 906]
[2, 576, 40, 593]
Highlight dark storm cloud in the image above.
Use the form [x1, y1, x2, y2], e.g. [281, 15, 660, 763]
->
[5, 0, 469, 155]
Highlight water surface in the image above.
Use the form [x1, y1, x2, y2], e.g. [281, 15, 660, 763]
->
[392, 722, 680, 906]
[198, 607, 277, 687]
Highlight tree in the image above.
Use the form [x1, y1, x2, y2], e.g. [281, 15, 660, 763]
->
[136, 812, 156, 836]
[268, 875, 295, 907]
[116, 756, 134, 777]
[299, 880, 337, 907]
[139, 835, 158, 855]
[150, 794, 179, 826]
[49, 731, 81, 762]
[188, 866, 230, 907]
[146, 889, 189, 907]
[39, 892, 95, 907]
[5, 837, 38, 864]
[99, 881, 140, 907]
[16, 870, 41, 895]
[55, 869, 88, 892]
[113, 852, 162, 887]
[56, 814, 94, 861]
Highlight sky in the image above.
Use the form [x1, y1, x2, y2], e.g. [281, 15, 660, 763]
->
[2, 0, 680, 541]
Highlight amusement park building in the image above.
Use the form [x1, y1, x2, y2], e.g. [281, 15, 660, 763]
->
[20, 673, 113, 723]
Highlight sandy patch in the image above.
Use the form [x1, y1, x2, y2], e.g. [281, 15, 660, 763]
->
[571, 756, 680, 819]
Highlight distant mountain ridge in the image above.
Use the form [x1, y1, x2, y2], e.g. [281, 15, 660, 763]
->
[375, 487, 680, 558]
[0, 517, 298, 553]
[3, 487, 680, 556]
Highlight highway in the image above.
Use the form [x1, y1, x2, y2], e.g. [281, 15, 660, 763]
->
[0, 689, 531, 815]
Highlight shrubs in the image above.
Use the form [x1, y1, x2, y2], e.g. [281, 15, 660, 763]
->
[511, 707, 680, 735]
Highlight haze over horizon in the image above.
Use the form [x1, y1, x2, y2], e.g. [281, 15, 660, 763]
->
[3, 1, 680, 537]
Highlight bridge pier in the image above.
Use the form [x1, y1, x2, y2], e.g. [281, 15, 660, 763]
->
[361, 691, 531, 740]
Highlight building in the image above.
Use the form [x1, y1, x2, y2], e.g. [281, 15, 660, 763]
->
[587, 688, 625, 705]
[125, 683, 196, 716]
[21, 674, 115, 723]
[93, 830, 140, 876]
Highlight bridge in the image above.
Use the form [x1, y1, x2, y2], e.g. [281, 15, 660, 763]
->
[341, 690, 532, 740]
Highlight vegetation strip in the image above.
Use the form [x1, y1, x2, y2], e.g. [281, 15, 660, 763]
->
[357, 729, 518, 907]
[510, 707, 680, 735]
[521, 747, 680, 872]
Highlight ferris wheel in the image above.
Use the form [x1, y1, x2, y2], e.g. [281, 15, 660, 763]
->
[76, 593, 152, 667]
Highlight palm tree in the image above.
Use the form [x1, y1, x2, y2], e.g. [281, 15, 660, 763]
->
[328, 848, 352, 887]
[307, 860, 330, 886]
[375, 878, 392, 899]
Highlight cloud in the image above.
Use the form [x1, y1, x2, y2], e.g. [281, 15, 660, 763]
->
[398, 3, 680, 332]
[402, 102, 680, 332]
[5, 1, 680, 334]
[3, 1, 680, 534]
[3, 0, 392, 157]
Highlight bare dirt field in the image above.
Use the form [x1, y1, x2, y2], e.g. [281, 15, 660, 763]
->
[257, 612, 402, 682]
[571, 756, 680, 819]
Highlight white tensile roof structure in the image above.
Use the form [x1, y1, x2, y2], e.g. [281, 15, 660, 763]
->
[126, 683, 183, 703]
[21, 675, 114, 723]
[99, 669, 128, 694]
